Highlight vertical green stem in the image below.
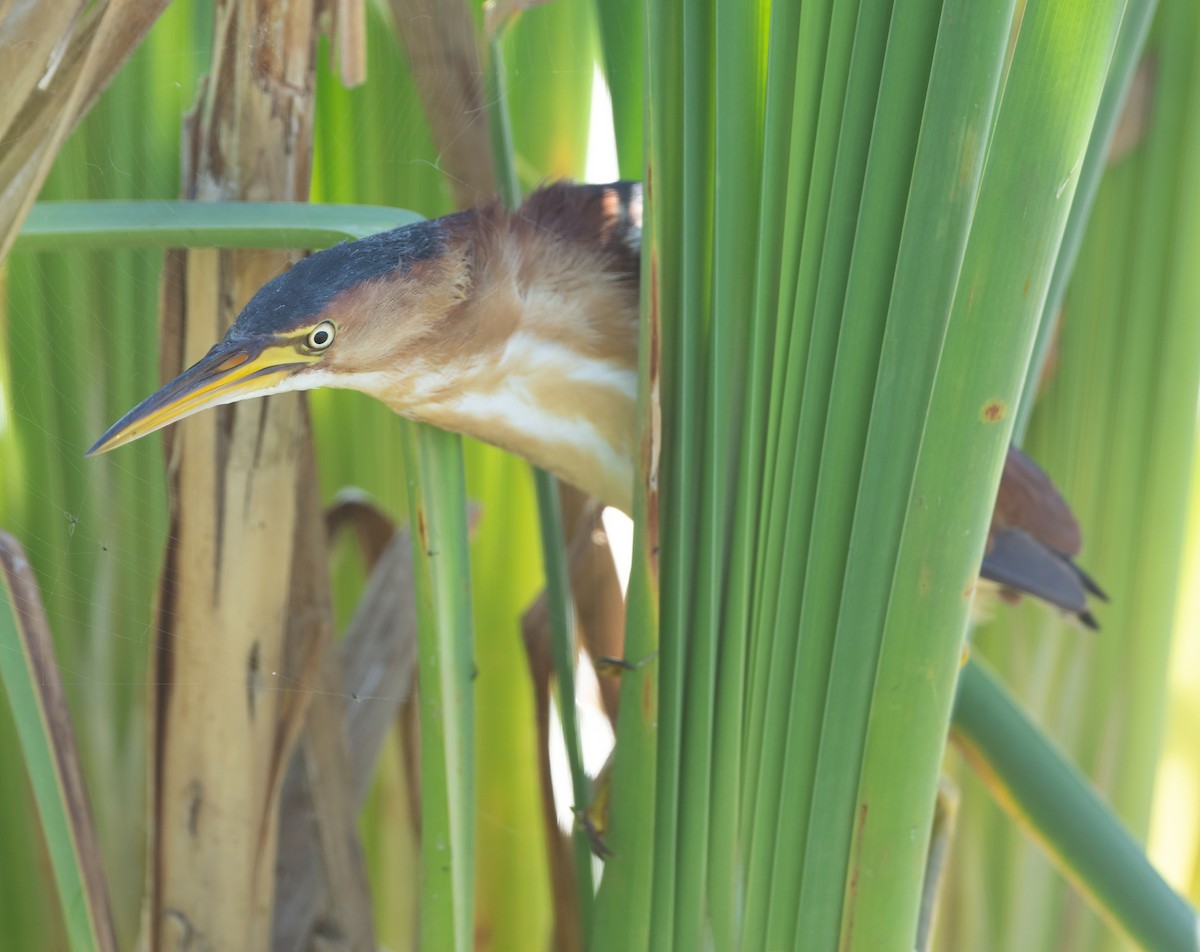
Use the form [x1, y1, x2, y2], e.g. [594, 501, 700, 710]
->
[532, 474, 597, 938]
[401, 422, 475, 952]
[486, 14, 596, 935]
[954, 659, 1198, 952]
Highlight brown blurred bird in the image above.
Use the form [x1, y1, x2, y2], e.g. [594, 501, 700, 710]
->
[89, 181, 1104, 627]
[983, 448, 1106, 628]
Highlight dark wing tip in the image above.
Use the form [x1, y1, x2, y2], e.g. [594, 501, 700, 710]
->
[1073, 564, 1109, 603]
[982, 528, 1105, 629]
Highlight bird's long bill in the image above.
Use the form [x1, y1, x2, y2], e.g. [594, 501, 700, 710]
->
[87, 339, 306, 456]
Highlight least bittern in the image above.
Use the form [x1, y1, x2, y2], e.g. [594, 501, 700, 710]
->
[90, 182, 1104, 626]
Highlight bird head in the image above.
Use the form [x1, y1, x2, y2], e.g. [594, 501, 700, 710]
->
[87, 215, 473, 456]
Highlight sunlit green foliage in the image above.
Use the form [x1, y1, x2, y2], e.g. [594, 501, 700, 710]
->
[2, 0, 1199, 949]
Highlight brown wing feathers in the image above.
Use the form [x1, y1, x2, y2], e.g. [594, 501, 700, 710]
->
[983, 447, 1107, 628]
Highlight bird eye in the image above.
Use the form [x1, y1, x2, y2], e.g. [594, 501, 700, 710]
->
[306, 321, 336, 352]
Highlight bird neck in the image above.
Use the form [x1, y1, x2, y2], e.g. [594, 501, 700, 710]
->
[416, 322, 639, 513]
[364, 208, 641, 512]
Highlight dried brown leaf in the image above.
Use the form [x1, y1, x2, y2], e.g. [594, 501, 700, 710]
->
[520, 593, 584, 952]
[390, 0, 496, 207]
[274, 526, 420, 951]
[0, 0, 171, 261]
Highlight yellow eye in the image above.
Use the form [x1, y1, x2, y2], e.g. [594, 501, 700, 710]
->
[306, 321, 336, 351]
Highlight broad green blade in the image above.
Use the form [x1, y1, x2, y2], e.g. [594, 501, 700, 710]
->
[1014, 0, 1160, 440]
[0, 532, 116, 952]
[949, 0, 1200, 947]
[16, 201, 419, 250]
[698, 1, 766, 947]
[846, 1, 1128, 945]
[503, 0, 597, 185]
